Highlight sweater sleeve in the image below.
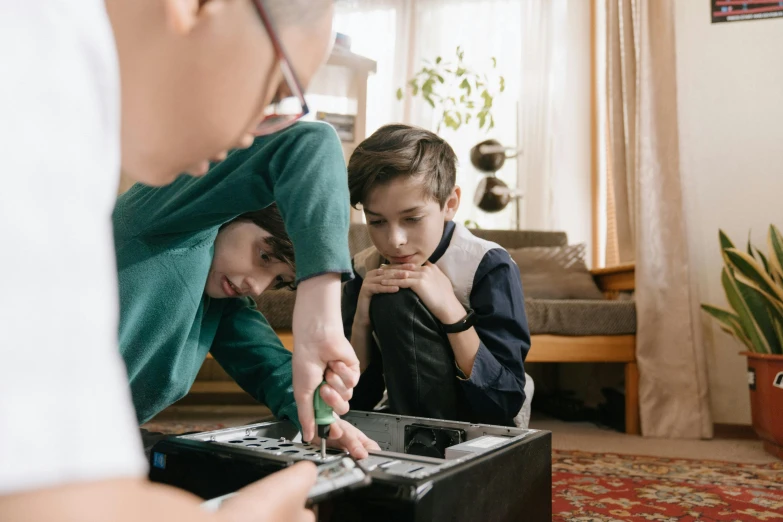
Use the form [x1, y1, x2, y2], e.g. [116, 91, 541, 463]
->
[114, 121, 352, 282]
[457, 249, 530, 424]
[210, 297, 299, 428]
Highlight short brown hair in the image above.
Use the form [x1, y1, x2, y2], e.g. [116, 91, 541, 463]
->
[347, 124, 457, 209]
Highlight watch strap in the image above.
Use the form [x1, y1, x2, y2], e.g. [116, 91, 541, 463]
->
[442, 309, 476, 334]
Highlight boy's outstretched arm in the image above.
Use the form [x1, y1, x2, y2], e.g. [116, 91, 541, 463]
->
[211, 298, 301, 423]
[212, 298, 374, 456]
[293, 274, 361, 442]
[0, 463, 317, 522]
[263, 124, 360, 442]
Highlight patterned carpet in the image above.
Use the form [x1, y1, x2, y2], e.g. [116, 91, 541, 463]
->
[553, 451, 783, 521]
[142, 420, 783, 520]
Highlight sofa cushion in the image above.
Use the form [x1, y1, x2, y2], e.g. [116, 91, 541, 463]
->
[255, 288, 296, 330]
[508, 244, 604, 300]
[525, 298, 636, 336]
[471, 229, 568, 249]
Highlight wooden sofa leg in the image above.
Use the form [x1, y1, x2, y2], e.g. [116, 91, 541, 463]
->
[625, 361, 640, 435]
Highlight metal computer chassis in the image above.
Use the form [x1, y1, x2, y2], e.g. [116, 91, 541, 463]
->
[149, 410, 552, 522]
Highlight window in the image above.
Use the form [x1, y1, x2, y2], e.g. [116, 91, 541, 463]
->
[334, 0, 523, 230]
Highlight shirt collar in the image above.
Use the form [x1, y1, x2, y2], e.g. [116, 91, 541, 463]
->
[428, 220, 456, 264]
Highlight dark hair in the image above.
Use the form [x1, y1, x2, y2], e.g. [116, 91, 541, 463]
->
[230, 203, 295, 290]
[347, 124, 457, 209]
[263, 0, 332, 26]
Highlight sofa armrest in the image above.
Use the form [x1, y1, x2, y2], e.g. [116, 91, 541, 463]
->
[591, 262, 635, 295]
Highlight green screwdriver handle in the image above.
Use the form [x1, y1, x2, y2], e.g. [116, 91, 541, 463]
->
[314, 380, 335, 426]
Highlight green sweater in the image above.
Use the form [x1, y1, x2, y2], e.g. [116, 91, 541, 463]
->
[113, 122, 351, 424]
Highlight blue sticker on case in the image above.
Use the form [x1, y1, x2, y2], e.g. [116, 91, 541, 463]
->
[152, 452, 167, 469]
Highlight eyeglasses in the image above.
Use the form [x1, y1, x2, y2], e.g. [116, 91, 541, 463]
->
[250, 0, 310, 136]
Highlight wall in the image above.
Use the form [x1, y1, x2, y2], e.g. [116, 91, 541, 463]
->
[675, 2, 783, 424]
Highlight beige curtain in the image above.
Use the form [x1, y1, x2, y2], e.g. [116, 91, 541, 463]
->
[606, 0, 637, 265]
[606, 0, 712, 438]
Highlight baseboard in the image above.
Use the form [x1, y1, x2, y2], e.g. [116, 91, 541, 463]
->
[713, 423, 758, 440]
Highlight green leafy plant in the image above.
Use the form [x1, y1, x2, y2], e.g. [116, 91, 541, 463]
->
[701, 225, 783, 355]
[396, 46, 505, 133]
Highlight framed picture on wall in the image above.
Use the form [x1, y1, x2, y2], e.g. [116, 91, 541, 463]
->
[711, 0, 783, 23]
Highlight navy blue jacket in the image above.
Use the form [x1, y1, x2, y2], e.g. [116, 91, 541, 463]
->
[342, 221, 530, 425]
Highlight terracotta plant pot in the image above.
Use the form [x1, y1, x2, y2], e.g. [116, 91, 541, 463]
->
[742, 352, 783, 459]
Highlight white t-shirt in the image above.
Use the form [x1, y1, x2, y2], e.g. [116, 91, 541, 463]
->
[0, 0, 147, 493]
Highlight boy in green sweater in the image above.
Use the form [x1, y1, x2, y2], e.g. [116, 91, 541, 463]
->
[115, 121, 377, 457]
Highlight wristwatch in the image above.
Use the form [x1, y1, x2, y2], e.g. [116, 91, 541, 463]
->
[441, 309, 477, 334]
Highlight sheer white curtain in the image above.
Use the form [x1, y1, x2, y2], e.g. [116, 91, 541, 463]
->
[518, 0, 592, 257]
[335, 0, 521, 229]
[334, 0, 589, 236]
[517, 0, 561, 232]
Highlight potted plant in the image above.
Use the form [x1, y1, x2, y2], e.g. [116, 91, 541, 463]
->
[396, 46, 505, 134]
[702, 224, 783, 459]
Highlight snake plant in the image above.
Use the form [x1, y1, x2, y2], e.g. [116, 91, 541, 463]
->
[702, 225, 783, 354]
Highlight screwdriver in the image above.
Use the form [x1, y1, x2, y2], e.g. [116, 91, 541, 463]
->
[313, 380, 335, 459]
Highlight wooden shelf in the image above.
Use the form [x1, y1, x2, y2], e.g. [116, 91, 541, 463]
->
[591, 263, 635, 292]
[527, 334, 636, 363]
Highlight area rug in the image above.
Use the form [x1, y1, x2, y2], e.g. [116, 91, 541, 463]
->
[141, 420, 783, 520]
[554, 450, 783, 521]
